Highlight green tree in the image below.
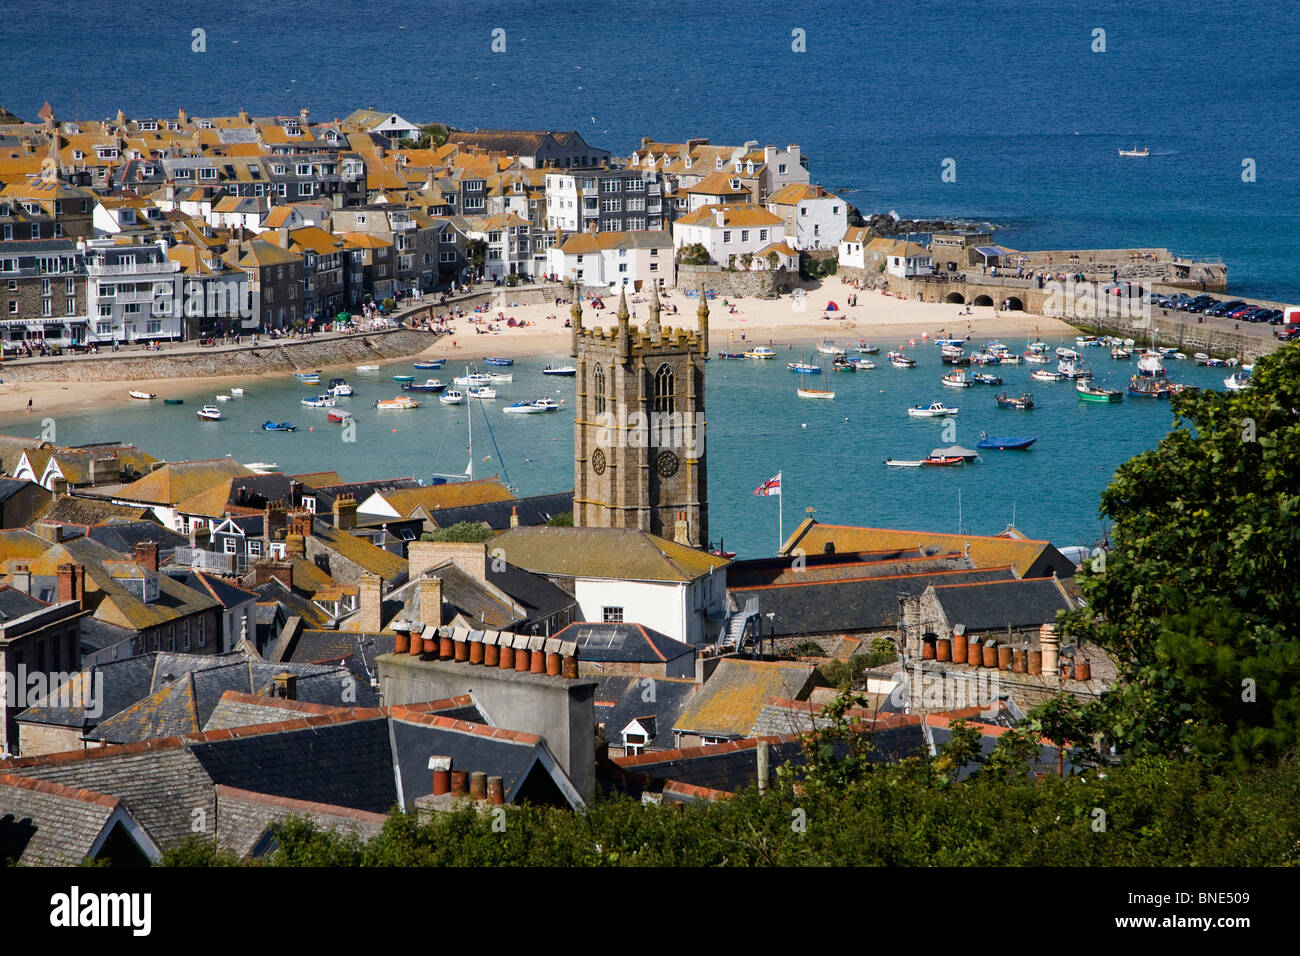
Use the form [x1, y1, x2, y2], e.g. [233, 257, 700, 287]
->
[1062, 342, 1300, 767]
[465, 239, 488, 276]
[676, 243, 711, 266]
[413, 123, 448, 149]
[420, 521, 493, 543]
[546, 511, 573, 527]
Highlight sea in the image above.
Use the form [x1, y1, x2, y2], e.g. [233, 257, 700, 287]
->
[0, 342, 1237, 557]
[0, 0, 1290, 554]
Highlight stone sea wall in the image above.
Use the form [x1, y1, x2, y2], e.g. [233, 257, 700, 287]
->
[678, 264, 799, 298]
[0, 328, 441, 383]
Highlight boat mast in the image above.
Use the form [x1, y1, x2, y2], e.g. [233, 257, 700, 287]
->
[467, 365, 473, 480]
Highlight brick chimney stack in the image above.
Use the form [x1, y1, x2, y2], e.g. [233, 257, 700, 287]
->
[273, 672, 298, 700]
[509, 506, 519, 528]
[12, 563, 31, 595]
[56, 563, 84, 609]
[332, 493, 358, 531]
[356, 573, 384, 633]
[135, 541, 159, 572]
[418, 576, 443, 629]
[1040, 622, 1060, 686]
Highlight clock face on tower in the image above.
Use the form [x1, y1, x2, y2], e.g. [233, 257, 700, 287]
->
[591, 448, 607, 475]
[657, 450, 680, 478]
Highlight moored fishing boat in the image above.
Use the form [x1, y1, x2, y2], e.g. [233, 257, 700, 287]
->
[797, 386, 835, 400]
[163, 398, 184, 405]
[744, 346, 776, 359]
[1111, 346, 1131, 360]
[855, 341, 880, 354]
[328, 378, 354, 396]
[816, 340, 846, 356]
[504, 397, 560, 414]
[1128, 375, 1173, 398]
[402, 378, 447, 393]
[995, 392, 1035, 409]
[941, 369, 973, 388]
[1022, 349, 1051, 364]
[1031, 369, 1065, 382]
[907, 402, 958, 418]
[375, 396, 422, 410]
[301, 394, 337, 408]
[977, 431, 1036, 450]
[889, 351, 917, 368]
[1076, 380, 1124, 402]
[1136, 351, 1166, 377]
[542, 365, 577, 376]
[920, 455, 965, 467]
[484, 356, 514, 367]
[930, 445, 980, 462]
[467, 385, 497, 400]
[439, 389, 464, 406]
[454, 372, 494, 387]
[851, 358, 876, 371]
[970, 351, 1001, 365]
[262, 421, 297, 431]
[788, 362, 821, 374]
[1057, 356, 1092, 379]
[717, 352, 745, 360]
[832, 356, 855, 372]
[413, 359, 445, 370]
[392, 374, 414, 384]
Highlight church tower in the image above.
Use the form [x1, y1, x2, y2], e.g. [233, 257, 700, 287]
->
[572, 280, 709, 548]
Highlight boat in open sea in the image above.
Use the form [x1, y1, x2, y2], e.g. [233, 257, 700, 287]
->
[1118, 146, 1150, 157]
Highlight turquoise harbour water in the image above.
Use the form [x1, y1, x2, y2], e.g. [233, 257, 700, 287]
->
[0, 339, 1237, 557]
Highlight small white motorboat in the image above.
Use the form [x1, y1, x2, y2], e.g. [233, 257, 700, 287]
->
[129, 390, 156, 400]
[356, 364, 380, 372]
[851, 359, 875, 371]
[542, 365, 577, 376]
[941, 370, 973, 388]
[440, 390, 464, 406]
[375, 396, 421, 410]
[454, 372, 494, 387]
[301, 395, 337, 408]
[1224, 372, 1251, 391]
[504, 397, 561, 414]
[196, 405, 223, 421]
[467, 386, 497, 400]
[244, 461, 281, 473]
[908, 402, 958, 418]
[1031, 369, 1065, 383]
[215, 394, 231, 401]
[229, 387, 244, 396]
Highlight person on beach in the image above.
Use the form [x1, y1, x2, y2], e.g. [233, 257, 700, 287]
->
[26, 398, 32, 413]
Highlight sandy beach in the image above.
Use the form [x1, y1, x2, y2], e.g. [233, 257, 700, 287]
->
[0, 280, 1079, 421]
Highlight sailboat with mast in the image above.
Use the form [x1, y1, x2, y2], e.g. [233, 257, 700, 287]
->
[796, 355, 835, 399]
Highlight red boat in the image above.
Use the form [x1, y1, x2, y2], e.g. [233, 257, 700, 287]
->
[328, 409, 352, 424]
[920, 455, 965, 467]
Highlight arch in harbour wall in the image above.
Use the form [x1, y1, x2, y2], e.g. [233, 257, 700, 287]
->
[973, 294, 994, 307]
[944, 291, 965, 304]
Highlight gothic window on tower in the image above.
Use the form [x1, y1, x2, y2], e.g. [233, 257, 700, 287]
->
[654, 364, 675, 414]
[593, 362, 606, 415]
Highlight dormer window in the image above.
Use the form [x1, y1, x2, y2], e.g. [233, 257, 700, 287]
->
[715, 158, 724, 169]
[72, 150, 85, 161]
[198, 119, 213, 129]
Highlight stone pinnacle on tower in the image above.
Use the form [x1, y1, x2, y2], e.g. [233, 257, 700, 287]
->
[648, 282, 662, 344]
[569, 278, 583, 358]
[617, 285, 631, 364]
[697, 283, 710, 356]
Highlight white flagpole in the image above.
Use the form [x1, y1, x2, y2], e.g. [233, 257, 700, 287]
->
[778, 471, 783, 553]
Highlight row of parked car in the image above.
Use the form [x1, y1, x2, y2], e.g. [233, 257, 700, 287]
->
[1152, 292, 1286, 324]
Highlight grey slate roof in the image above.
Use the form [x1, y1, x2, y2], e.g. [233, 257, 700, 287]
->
[427, 491, 574, 531]
[0, 774, 145, 865]
[930, 577, 1072, 633]
[557, 621, 696, 665]
[188, 719, 400, 814]
[214, 784, 386, 858]
[730, 567, 1018, 637]
[594, 675, 698, 750]
[0, 585, 47, 621]
[87, 520, 188, 558]
[6, 746, 216, 850]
